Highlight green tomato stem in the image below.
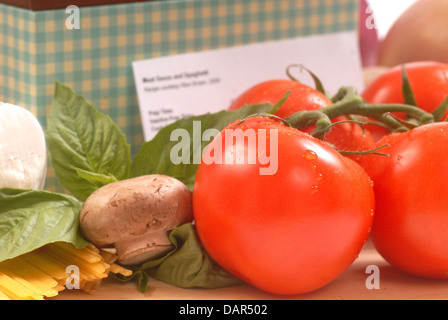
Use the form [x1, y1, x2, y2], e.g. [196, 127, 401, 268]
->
[286, 86, 434, 132]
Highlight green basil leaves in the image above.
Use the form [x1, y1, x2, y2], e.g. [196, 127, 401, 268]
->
[46, 81, 131, 201]
[0, 188, 88, 262]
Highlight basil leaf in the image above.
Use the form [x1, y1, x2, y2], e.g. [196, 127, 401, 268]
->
[46, 81, 131, 201]
[0, 188, 89, 262]
[123, 223, 243, 290]
[130, 103, 275, 190]
[75, 168, 119, 187]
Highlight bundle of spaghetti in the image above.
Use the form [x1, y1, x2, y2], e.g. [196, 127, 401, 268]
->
[0, 242, 132, 300]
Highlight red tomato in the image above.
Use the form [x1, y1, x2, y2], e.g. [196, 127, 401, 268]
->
[228, 79, 331, 118]
[193, 116, 375, 295]
[361, 61, 448, 140]
[359, 122, 448, 279]
[228, 79, 375, 162]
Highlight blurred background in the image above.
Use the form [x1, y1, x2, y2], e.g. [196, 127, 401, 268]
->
[361, 0, 448, 68]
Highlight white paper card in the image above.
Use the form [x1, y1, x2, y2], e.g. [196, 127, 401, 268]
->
[133, 30, 363, 141]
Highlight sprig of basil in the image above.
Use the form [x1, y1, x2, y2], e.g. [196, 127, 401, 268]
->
[46, 81, 131, 201]
[0, 188, 88, 262]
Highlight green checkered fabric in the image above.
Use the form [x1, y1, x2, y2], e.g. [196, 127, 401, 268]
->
[0, 0, 359, 191]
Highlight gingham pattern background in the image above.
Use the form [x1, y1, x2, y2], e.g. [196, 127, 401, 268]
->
[0, 0, 359, 191]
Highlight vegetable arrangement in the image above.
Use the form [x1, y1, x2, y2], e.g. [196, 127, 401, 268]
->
[1, 61, 447, 299]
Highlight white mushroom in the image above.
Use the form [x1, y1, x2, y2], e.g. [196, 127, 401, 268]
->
[79, 174, 193, 265]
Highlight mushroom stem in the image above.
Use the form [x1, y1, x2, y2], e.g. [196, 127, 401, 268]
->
[115, 230, 175, 266]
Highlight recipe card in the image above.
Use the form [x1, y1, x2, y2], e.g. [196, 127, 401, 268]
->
[133, 30, 364, 141]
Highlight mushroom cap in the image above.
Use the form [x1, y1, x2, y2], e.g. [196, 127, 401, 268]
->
[79, 174, 193, 248]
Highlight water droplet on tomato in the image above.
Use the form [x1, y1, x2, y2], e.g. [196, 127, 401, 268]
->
[396, 155, 402, 161]
[304, 149, 318, 160]
[316, 173, 323, 181]
[310, 185, 318, 194]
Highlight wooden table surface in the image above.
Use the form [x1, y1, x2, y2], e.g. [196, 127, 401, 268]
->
[51, 239, 448, 300]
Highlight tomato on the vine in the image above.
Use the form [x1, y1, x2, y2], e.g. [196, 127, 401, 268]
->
[193, 116, 375, 295]
[228, 79, 331, 118]
[362, 61, 448, 114]
[359, 122, 448, 279]
[228, 79, 375, 162]
[361, 61, 448, 140]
